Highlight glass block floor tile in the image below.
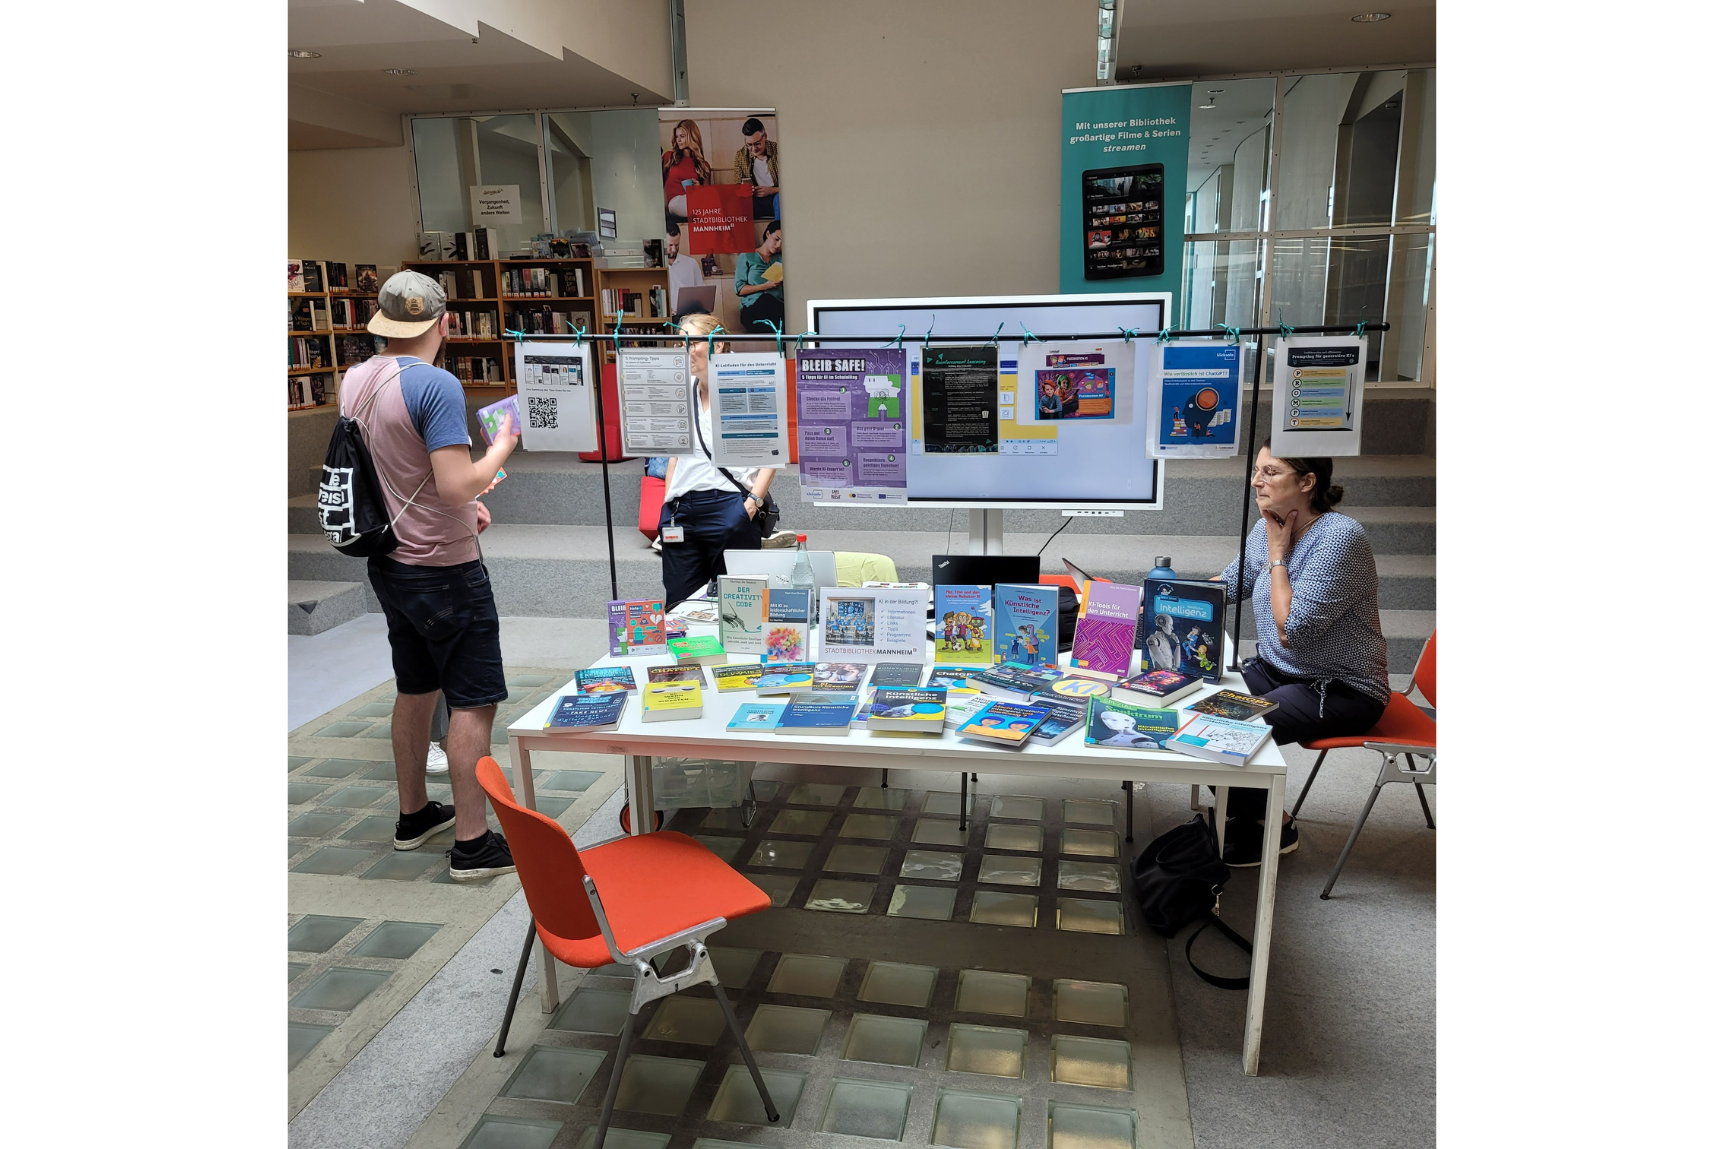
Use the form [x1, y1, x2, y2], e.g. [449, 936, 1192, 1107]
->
[305, 758, 368, 779]
[544, 770, 605, 792]
[743, 1003, 829, 1055]
[970, 890, 1039, 928]
[692, 1141, 762, 1149]
[613, 1054, 705, 1116]
[887, 884, 957, 921]
[932, 1089, 1021, 1149]
[352, 701, 396, 718]
[853, 787, 912, 810]
[1057, 860, 1121, 894]
[748, 840, 814, 869]
[701, 807, 751, 830]
[922, 790, 975, 817]
[457, 1114, 563, 1149]
[1053, 980, 1129, 1028]
[289, 915, 364, 953]
[841, 1014, 927, 1067]
[956, 970, 1031, 1018]
[771, 809, 832, 836]
[643, 996, 727, 1045]
[825, 844, 889, 875]
[1057, 898, 1124, 935]
[749, 874, 799, 908]
[289, 783, 328, 805]
[324, 785, 390, 809]
[1063, 798, 1118, 827]
[288, 1022, 334, 1070]
[708, 946, 763, 990]
[361, 761, 406, 781]
[749, 781, 781, 802]
[693, 836, 744, 865]
[1047, 1102, 1136, 1149]
[550, 986, 632, 1036]
[290, 843, 302, 860]
[839, 813, 898, 840]
[901, 849, 964, 882]
[766, 953, 847, 998]
[315, 720, 373, 738]
[947, 1023, 1029, 1079]
[984, 824, 1043, 853]
[291, 966, 390, 1012]
[857, 961, 938, 1008]
[991, 795, 1044, 821]
[707, 1064, 806, 1125]
[362, 725, 394, 739]
[979, 855, 1042, 887]
[806, 879, 874, 914]
[340, 816, 398, 844]
[289, 812, 348, 838]
[573, 1128, 671, 1149]
[362, 852, 445, 881]
[508, 674, 555, 688]
[1051, 1034, 1133, 1090]
[786, 782, 846, 806]
[1061, 828, 1120, 858]
[912, 819, 966, 847]
[289, 756, 313, 771]
[500, 1045, 608, 1103]
[534, 796, 575, 818]
[292, 848, 375, 877]
[820, 1078, 913, 1140]
[492, 726, 509, 744]
[351, 921, 440, 960]
[289, 961, 309, 982]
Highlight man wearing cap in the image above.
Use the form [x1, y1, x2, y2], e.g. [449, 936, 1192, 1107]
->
[341, 271, 519, 880]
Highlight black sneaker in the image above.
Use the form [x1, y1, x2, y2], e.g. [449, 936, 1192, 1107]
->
[1222, 820, 1299, 867]
[449, 830, 517, 882]
[394, 801, 458, 850]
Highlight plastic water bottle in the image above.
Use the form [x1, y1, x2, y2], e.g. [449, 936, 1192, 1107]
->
[790, 534, 816, 592]
[1148, 556, 1178, 580]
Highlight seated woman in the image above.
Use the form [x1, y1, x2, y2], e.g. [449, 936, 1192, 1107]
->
[1210, 446, 1390, 866]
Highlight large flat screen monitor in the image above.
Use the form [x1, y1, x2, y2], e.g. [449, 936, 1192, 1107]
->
[807, 294, 1169, 509]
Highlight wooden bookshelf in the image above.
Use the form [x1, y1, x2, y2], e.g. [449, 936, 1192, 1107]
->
[403, 257, 600, 391]
[287, 261, 386, 411]
[594, 266, 672, 363]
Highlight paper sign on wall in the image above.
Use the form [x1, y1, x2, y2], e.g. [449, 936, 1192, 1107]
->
[469, 184, 522, 225]
[1270, 335, 1366, 457]
[1149, 341, 1240, 459]
[512, 342, 597, 453]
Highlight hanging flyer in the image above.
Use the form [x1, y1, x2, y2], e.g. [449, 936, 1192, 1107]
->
[922, 345, 999, 454]
[1018, 339, 1135, 423]
[708, 352, 790, 468]
[511, 342, 597, 453]
[1149, 340, 1240, 459]
[794, 347, 909, 503]
[617, 349, 692, 456]
[1270, 335, 1366, 457]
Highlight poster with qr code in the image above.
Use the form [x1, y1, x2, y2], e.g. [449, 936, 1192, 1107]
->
[512, 342, 597, 452]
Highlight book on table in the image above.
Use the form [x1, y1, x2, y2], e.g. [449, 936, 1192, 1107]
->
[956, 700, 1053, 746]
[1116, 668, 1203, 704]
[1069, 580, 1143, 682]
[669, 634, 728, 666]
[1041, 675, 1114, 702]
[1168, 713, 1275, 766]
[992, 583, 1059, 668]
[865, 688, 948, 733]
[774, 693, 859, 736]
[1083, 696, 1181, 751]
[711, 663, 768, 692]
[764, 588, 814, 662]
[1183, 689, 1278, 721]
[574, 666, 637, 695]
[969, 661, 1067, 702]
[932, 584, 994, 664]
[544, 691, 628, 731]
[718, 575, 770, 657]
[811, 662, 867, 692]
[926, 665, 975, 691]
[1141, 578, 1227, 683]
[647, 664, 705, 685]
[868, 662, 926, 689]
[1028, 700, 1088, 746]
[606, 600, 629, 655]
[754, 662, 817, 695]
[623, 599, 668, 655]
[727, 701, 787, 731]
[943, 690, 992, 729]
[641, 680, 703, 722]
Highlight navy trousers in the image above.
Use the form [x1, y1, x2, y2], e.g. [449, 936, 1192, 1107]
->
[659, 488, 760, 606]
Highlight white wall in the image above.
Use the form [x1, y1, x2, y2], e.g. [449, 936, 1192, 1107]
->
[589, 109, 664, 244]
[288, 140, 421, 269]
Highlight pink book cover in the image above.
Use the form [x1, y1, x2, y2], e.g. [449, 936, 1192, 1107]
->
[1070, 580, 1142, 681]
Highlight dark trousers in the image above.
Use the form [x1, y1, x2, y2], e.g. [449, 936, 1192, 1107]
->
[742, 293, 785, 334]
[1219, 657, 1386, 823]
[659, 488, 760, 606]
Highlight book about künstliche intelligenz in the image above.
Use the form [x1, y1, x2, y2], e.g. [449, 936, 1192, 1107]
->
[1070, 581, 1142, 682]
[992, 583, 1059, 668]
[932, 584, 993, 665]
[764, 588, 813, 663]
[1140, 579, 1225, 683]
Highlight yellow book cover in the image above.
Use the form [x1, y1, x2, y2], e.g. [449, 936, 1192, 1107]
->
[642, 680, 703, 721]
[760, 261, 784, 283]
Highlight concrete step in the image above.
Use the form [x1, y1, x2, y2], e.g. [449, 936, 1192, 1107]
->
[288, 580, 367, 636]
[297, 454, 1435, 543]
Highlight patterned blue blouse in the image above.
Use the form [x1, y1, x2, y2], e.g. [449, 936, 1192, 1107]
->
[1218, 512, 1391, 705]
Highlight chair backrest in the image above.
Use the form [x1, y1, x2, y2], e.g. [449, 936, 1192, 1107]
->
[475, 757, 602, 945]
[835, 552, 899, 587]
[1412, 631, 1436, 709]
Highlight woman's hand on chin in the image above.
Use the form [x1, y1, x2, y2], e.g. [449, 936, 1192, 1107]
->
[1263, 507, 1299, 561]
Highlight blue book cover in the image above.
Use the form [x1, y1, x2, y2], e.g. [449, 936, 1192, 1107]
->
[926, 665, 974, 691]
[992, 583, 1058, 667]
[727, 701, 787, 732]
[774, 693, 859, 736]
[1082, 696, 1181, 751]
[956, 700, 1052, 745]
[933, 584, 993, 664]
[574, 666, 638, 695]
[1140, 579, 1227, 683]
[544, 691, 627, 730]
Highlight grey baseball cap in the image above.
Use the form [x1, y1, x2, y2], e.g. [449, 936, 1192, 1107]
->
[368, 270, 447, 338]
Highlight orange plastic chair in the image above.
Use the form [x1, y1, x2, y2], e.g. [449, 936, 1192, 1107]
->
[476, 757, 779, 1141]
[1292, 631, 1436, 899]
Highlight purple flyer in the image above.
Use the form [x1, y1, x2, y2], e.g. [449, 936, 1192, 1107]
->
[796, 348, 909, 501]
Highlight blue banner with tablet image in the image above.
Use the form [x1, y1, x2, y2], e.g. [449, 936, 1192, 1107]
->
[1150, 342, 1241, 459]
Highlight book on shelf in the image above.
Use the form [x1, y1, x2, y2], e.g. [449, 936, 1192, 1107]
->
[560, 268, 585, 298]
[1069, 580, 1143, 682]
[336, 334, 382, 367]
[718, 575, 770, 656]
[1028, 701, 1088, 746]
[287, 375, 328, 409]
[933, 584, 993, 664]
[868, 662, 925, 689]
[1183, 689, 1279, 721]
[438, 271, 458, 298]
[992, 584, 1059, 668]
[623, 600, 667, 655]
[289, 336, 330, 369]
[355, 265, 379, 292]
[764, 589, 813, 662]
[774, 693, 858, 736]
[754, 662, 817, 695]
[669, 634, 728, 665]
[812, 662, 867, 692]
[473, 227, 499, 260]
[300, 260, 324, 293]
[544, 691, 627, 732]
[646, 664, 704, 685]
[1141, 579, 1227, 683]
[1117, 668, 1204, 704]
[728, 700, 786, 731]
[310, 301, 330, 332]
[1168, 713, 1275, 766]
[641, 680, 702, 722]
[470, 269, 484, 299]
[325, 262, 349, 290]
[451, 232, 469, 261]
[956, 700, 1052, 746]
[1083, 696, 1180, 751]
[288, 259, 306, 293]
[417, 231, 455, 261]
[865, 688, 947, 733]
[711, 663, 768, 692]
[574, 666, 637, 694]
[968, 662, 1066, 703]
[290, 298, 315, 331]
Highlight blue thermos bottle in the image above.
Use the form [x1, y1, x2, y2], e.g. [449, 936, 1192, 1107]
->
[1148, 556, 1178, 581]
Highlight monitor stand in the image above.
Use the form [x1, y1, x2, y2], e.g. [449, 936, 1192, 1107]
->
[966, 509, 1004, 555]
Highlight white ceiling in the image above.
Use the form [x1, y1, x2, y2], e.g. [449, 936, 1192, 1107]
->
[1114, 1, 1435, 79]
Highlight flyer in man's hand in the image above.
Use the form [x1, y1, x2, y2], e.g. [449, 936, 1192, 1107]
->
[476, 396, 521, 445]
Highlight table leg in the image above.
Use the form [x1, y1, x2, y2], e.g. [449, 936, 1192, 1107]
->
[1213, 786, 1229, 857]
[1190, 784, 1202, 812]
[1242, 772, 1286, 1076]
[1121, 781, 1134, 843]
[958, 771, 968, 832]
[628, 755, 656, 837]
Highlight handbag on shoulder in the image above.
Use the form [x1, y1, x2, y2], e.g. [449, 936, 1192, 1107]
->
[1131, 815, 1254, 990]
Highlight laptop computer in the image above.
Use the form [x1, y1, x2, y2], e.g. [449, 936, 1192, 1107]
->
[673, 283, 718, 316]
[723, 549, 841, 594]
[930, 554, 1043, 587]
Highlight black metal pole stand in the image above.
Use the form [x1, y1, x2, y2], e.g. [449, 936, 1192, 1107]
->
[1229, 337, 1268, 673]
[592, 355, 619, 601]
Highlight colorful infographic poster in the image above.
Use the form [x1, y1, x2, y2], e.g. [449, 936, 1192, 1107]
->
[1270, 335, 1366, 457]
[1018, 341, 1135, 427]
[709, 352, 789, 468]
[795, 348, 909, 503]
[1150, 341, 1240, 459]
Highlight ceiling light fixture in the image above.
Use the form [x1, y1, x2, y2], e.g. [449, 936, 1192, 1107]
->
[383, 67, 419, 76]
[1199, 99, 1216, 109]
[1207, 88, 1225, 94]
[289, 49, 321, 59]
[1351, 11, 1392, 21]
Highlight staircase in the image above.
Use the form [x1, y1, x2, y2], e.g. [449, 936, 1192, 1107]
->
[287, 453, 1434, 668]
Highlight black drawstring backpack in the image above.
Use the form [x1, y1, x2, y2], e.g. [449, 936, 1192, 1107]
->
[1132, 814, 1254, 990]
[318, 363, 427, 557]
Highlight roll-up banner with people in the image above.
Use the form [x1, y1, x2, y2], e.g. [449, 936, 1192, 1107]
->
[1059, 82, 1191, 315]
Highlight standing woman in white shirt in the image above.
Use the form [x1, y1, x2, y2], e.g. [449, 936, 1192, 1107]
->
[658, 312, 778, 605]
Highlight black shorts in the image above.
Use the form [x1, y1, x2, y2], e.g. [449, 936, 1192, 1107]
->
[367, 555, 506, 709]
